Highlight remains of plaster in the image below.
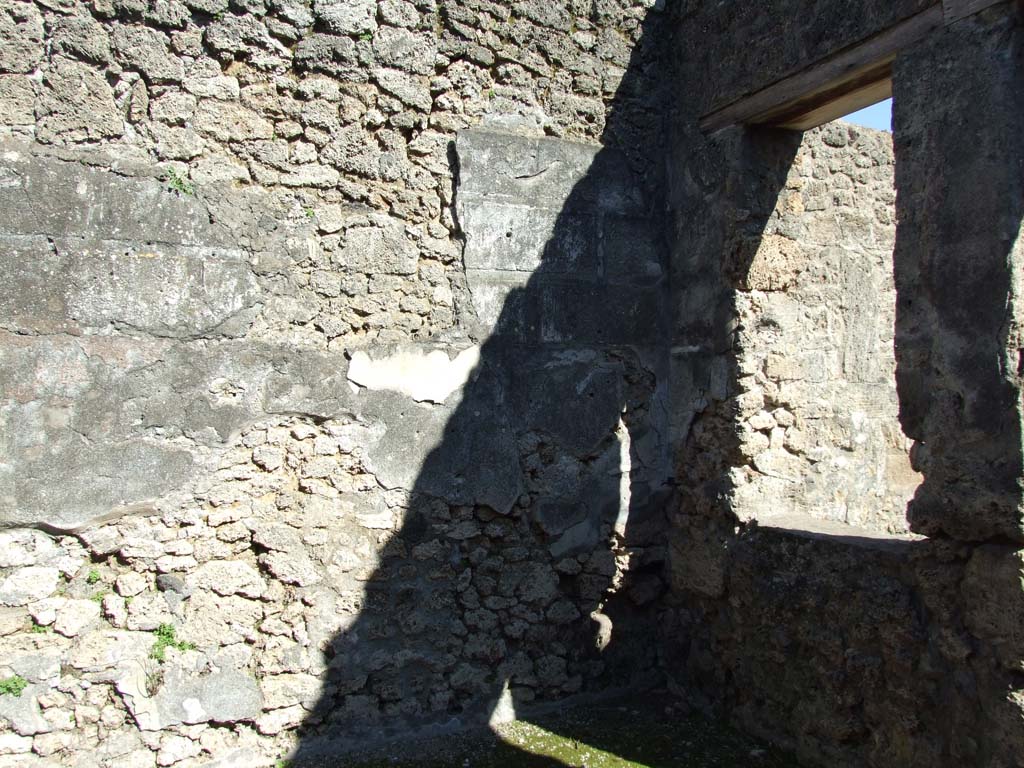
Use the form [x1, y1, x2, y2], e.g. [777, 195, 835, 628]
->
[346, 345, 481, 404]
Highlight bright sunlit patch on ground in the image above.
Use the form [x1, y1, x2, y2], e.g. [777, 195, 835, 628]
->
[324, 694, 800, 768]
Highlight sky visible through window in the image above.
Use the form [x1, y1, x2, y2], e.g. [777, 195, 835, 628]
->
[842, 98, 893, 132]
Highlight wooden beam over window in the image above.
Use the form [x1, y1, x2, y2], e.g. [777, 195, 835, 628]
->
[699, 6, 943, 133]
[700, 0, 1017, 133]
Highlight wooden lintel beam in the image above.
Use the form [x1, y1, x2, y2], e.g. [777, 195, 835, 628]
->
[699, 0, 1020, 134]
[776, 77, 893, 131]
[700, 5, 944, 133]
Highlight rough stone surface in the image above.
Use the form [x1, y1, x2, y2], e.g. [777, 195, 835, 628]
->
[673, 124, 917, 534]
[660, 6, 1024, 768]
[662, 522, 1024, 768]
[0, 1, 1021, 767]
[892, 10, 1024, 543]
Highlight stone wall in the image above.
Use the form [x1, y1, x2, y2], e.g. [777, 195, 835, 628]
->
[669, 121, 916, 539]
[723, 122, 915, 534]
[676, 0, 933, 115]
[0, 0, 674, 765]
[662, 4, 1024, 768]
[2, 0, 1023, 766]
[661, 522, 1024, 768]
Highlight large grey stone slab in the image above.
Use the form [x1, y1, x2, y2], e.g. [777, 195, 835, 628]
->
[538, 282, 666, 345]
[57, 239, 259, 339]
[361, 373, 523, 515]
[140, 666, 262, 730]
[0, 146, 227, 246]
[1, 235, 260, 338]
[0, 235, 74, 334]
[461, 269, 534, 340]
[0, 333, 358, 530]
[455, 129, 667, 340]
[601, 214, 665, 286]
[460, 202, 599, 275]
[455, 129, 647, 216]
[506, 351, 624, 456]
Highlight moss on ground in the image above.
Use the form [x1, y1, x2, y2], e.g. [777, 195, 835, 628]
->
[326, 694, 798, 768]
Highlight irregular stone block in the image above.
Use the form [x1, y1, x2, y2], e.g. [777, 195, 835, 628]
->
[1, 236, 260, 338]
[0, 1, 43, 73]
[181, 592, 262, 649]
[0, 683, 48, 736]
[111, 24, 183, 83]
[51, 14, 112, 65]
[259, 673, 321, 710]
[373, 68, 432, 111]
[187, 561, 266, 599]
[0, 75, 33, 125]
[52, 598, 101, 637]
[156, 735, 200, 766]
[334, 220, 418, 275]
[193, 100, 274, 142]
[293, 34, 361, 79]
[314, 0, 375, 35]
[0, 733, 31, 754]
[36, 58, 122, 143]
[371, 26, 436, 75]
[67, 630, 153, 675]
[0, 567, 59, 606]
[260, 551, 321, 586]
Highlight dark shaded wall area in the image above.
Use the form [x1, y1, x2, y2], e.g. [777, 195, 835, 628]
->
[660, 2, 1024, 767]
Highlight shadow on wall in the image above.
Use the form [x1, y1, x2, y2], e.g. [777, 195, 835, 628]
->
[662, 11, 1024, 766]
[892, 14, 1024, 543]
[288, 4, 675, 764]
[667, 121, 802, 598]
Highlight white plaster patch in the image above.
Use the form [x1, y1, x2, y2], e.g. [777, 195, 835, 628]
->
[347, 346, 480, 404]
[182, 697, 207, 723]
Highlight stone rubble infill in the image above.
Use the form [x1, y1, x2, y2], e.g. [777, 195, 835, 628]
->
[0, 409, 663, 766]
[0, 0, 676, 763]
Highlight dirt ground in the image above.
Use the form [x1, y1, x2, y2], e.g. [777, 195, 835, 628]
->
[287, 692, 799, 768]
